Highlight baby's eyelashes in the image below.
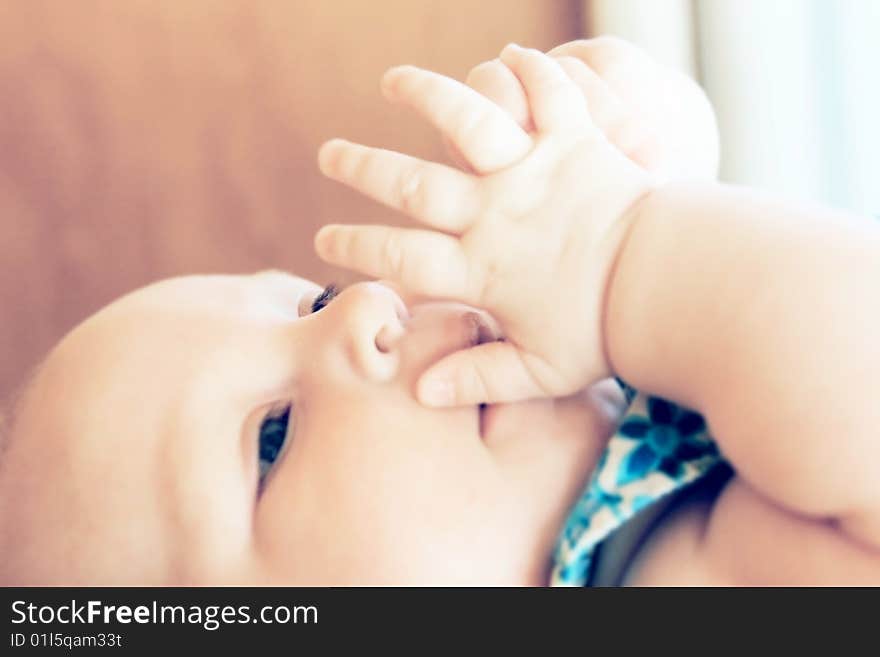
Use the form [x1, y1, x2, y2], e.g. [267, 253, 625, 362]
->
[310, 284, 339, 314]
[297, 283, 339, 317]
[256, 283, 339, 493]
[257, 402, 293, 493]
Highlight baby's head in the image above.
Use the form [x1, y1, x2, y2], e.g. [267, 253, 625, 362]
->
[0, 271, 610, 585]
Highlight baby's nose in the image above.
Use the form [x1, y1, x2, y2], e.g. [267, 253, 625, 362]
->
[324, 281, 409, 382]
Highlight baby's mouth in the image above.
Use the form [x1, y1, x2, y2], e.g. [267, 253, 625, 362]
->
[467, 311, 500, 348]
[466, 311, 501, 440]
[478, 402, 489, 437]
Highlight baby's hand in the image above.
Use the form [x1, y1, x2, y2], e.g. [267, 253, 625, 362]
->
[316, 45, 652, 406]
[459, 37, 719, 181]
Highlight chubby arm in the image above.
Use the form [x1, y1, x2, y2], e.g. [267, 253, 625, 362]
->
[606, 180, 880, 548]
[314, 43, 880, 557]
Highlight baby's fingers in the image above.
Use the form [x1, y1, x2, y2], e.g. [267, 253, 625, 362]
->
[314, 224, 475, 302]
[465, 59, 532, 132]
[443, 59, 533, 172]
[416, 341, 553, 407]
[499, 44, 590, 135]
[382, 65, 533, 174]
[319, 139, 481, 234]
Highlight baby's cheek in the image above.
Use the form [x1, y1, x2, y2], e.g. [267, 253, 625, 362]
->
[503, 396, 613, 534]
[253, 462, 537, 585]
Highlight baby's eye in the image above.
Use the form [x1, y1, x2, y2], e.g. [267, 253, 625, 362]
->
[257, 284, 336, 491]
[307, 283, 338, 315]
[310, 283, 338, 313]
[258, 402, 293, 490]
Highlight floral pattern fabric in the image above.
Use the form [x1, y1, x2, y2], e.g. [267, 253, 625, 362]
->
[551, 380, 724, 586]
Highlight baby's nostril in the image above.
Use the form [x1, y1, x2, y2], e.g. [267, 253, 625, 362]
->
[375, 323, 403, 353]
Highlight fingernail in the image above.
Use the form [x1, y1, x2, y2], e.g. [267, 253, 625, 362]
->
[383, 65, 409, 81]
[381, 65, 416, 95]
[314, 226, 335, 257]
[380, 67, 401, 95]
[501, 43, 523, 58]
[418, 378, 454, 407]
[317, 139, 344, 174]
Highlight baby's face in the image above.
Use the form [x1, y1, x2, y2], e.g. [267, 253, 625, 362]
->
[1, 271, 617, 585]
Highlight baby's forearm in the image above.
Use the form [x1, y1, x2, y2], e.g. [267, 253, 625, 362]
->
[605, 181, 880, 534]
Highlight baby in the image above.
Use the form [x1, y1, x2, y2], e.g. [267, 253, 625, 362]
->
[1, 38, 878, 586]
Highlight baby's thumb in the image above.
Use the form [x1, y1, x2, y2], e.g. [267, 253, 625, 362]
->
[416, 341, 547, 407]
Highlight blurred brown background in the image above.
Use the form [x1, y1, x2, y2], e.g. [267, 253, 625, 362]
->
[0, 0, 582, 400]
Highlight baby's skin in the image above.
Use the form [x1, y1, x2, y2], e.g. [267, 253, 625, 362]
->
[0, 270, 625, 585]
[316, 41, 880, 584]
[1, 38, 877, 586]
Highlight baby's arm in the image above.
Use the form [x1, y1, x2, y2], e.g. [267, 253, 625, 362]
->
[316, 44, 880, 556]
[607, 181, 880, 549]
[459, 43, 880, 555]
[464, 42, 880, 555]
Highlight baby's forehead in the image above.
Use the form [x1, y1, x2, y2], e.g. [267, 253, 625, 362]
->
[5, 269, 326, 459]
[131, 271, 324, 316]
[0, 366, 167, 547]
[0, 271, 332, 583]
[6, 287, 181, 458]
[250, 269, 319, 288]
[5, 340, 190, 534]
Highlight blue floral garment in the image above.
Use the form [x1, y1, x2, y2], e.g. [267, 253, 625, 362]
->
[551, 380, 724, 586]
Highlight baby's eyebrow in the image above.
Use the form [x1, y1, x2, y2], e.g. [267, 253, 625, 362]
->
[249, 269, 320, 292]
[251, 268, 295, 281]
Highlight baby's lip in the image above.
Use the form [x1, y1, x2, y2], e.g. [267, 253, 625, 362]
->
[479, 400, 540, 443]
[467, 312, 503, 440]
[465, 311, 501, 347]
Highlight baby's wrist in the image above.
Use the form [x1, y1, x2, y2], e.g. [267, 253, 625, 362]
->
[596, 181, 658, 381]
